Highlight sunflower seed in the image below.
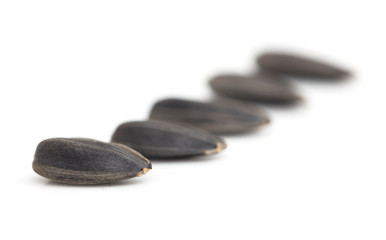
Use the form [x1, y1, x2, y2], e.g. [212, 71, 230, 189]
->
[209, 73, 302, 104]
[32, 138, 152, 184]
[254, 70, 294, 87]
[111, 120, 226, 158]
[257, 52, 350, 79]
[149, 98, 269, 134]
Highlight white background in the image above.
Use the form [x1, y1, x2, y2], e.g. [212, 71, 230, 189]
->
[1, 1, 385, 239]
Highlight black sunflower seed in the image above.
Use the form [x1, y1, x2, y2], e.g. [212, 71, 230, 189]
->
[111, 120, 226, 159]
[209, 73, 302, 104]
[32, 138, 152, 185]
[149, 98, 269, 134]
[257, 52, 350, 79]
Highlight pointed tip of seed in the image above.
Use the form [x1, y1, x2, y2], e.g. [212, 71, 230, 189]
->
[204, 142, 227, 155]
[262, 118, 271, 125]
[334, 68, 352, 79]
[216, 141, 227, 152]
[136, 167, 151, 177]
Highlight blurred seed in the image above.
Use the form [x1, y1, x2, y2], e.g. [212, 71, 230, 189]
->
[209, 73, 302, 104]
[111, 120, 226, 159]
[257, 52, 350, 79]
[32, 138, 152, 185]
[149, 98, 269, 134]
[255, 70, 294, 87]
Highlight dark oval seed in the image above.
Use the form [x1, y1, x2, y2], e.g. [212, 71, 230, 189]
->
[257, 52, 350, 79]
[254, 70, 295, 88]
[111, 120, 226, 159]
[209, 74, 302, 104]
[149, 98, 269, 134]
[32, 138, 152, 184]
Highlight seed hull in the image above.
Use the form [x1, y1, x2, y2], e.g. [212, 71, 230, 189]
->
[149, 98, 269, 134]
[32, 162, 150, 184]
[111, 120, 227, 158]
[257, 52, 350, 79]
[32, 138, 152, 184]
[209, 74, 301, 104]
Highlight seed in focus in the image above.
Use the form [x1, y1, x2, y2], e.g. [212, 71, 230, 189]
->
[32, 138, 152, 184]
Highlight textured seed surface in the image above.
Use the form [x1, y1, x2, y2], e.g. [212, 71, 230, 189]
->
[111, 120, 226, 158]
[209, 73, 302, 103]
[32, 138, 152, 184]
[257, 52, 350, 78]
[149, 98, 269, 134]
